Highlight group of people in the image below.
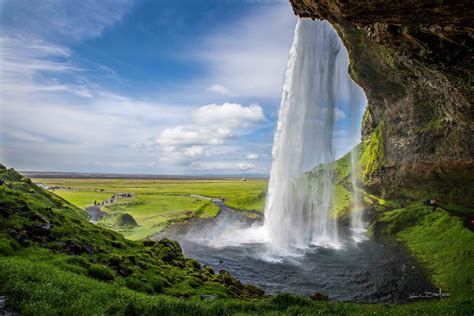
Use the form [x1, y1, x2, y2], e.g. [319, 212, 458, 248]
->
[94, 193, 132, 207]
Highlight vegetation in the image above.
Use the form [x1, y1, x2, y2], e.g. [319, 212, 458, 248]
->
[1, 166, 473, 314]
[371, 202, 474, 294]
[1, 256, 473, 315]
[34, 178, 267, 239]
[360, 121, 384, 180]
[97, 212, 139, 231]
[0, 167, 264, 303]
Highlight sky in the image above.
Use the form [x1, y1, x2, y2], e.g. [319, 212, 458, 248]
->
[0, 0, 364, 175]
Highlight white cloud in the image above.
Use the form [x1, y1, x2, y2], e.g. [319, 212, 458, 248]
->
[191, 103, 265, 128]
[155, 103, 266, 165]
[206, 84, 233, 96]
[246, 153, 259, 160]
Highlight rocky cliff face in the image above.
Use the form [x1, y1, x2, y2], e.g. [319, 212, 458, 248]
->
[290, 0, 474, 206]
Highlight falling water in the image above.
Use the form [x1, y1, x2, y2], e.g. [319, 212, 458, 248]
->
[263, 19, 366, 251]
[350, 106, 368, 242]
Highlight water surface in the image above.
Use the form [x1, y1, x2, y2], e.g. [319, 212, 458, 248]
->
[158, 202, 434, 303]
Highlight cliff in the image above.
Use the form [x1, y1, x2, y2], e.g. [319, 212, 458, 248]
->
[290, 0, 474, 206]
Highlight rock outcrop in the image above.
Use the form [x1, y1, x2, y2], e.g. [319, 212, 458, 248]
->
[290, 0, 474, 206]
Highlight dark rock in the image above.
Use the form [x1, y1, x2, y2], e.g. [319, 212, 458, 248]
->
[203, 265, 214, 275]
[117, 266, 133, 277]
[0, 205, 10, 218]
[8, 229, 29, 246]
[200, 294, 217, 301]
[153, 238, 184, 265]
[244, 284, 265, 297]
[186, 258, 201, 270]
[142, 240, 156, 247]
[310, 292, 329, 301]
[63, 241, 94, 255]
[28, 223, 52, 241]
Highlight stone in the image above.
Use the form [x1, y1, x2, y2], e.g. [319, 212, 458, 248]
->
[310, 292, 329, 301]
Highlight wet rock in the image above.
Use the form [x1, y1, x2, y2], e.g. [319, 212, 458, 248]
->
[310, 292, 329, 301]
[153, 238, 185, 265]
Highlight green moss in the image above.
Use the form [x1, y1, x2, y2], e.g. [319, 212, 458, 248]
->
[371, 202, 474, 294]
[361, 107, 372, 135]
[360, 121, 385, 180]
[97, 212, 139, 229]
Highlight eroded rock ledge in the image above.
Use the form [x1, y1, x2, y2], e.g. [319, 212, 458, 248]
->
[290, 0, 474, 206]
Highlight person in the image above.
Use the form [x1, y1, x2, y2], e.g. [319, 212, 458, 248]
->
[430, 198, 437, 210]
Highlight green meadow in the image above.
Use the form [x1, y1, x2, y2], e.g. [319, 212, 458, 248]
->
[34, 178, 267, 240]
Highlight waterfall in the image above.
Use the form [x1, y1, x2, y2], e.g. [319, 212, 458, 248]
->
[350, 132, 368, 242]
[263, 19, 366, 251]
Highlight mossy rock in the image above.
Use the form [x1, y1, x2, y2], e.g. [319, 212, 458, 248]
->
[310, 292, 329, 301]
[125, 277, 154, 294]
[87, 264, 115, 281]
[98, 213, 138, 229]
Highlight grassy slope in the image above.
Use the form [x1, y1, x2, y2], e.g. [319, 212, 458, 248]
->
[371, 203, 474, 294]
[35, 178, 266, 239]
[0, 167, 264, 302]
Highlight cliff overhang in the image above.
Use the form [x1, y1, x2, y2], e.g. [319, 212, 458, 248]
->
[290, 0, 474, 206]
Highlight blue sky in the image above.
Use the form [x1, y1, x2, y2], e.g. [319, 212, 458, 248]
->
[0, 0, 364, 175]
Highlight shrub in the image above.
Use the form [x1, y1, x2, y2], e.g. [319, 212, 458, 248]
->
[87, 264, 115, 281]
[125, 277, 154, 294]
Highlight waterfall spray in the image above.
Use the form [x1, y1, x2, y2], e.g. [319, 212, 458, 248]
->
[263, 19, 367, 251]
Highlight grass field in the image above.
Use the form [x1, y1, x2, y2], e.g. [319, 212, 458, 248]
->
[34, 178, 267, 240]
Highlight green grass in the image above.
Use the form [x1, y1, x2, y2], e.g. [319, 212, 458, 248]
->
[1, 255, 472, 315]
[34, 178, 267, 239]
[371, 202, 474, 294]
[52, 189, 112, 208]
[360, 121, 384, 180]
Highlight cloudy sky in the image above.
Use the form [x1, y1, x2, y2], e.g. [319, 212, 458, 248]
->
[0, 0, 364, 175]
